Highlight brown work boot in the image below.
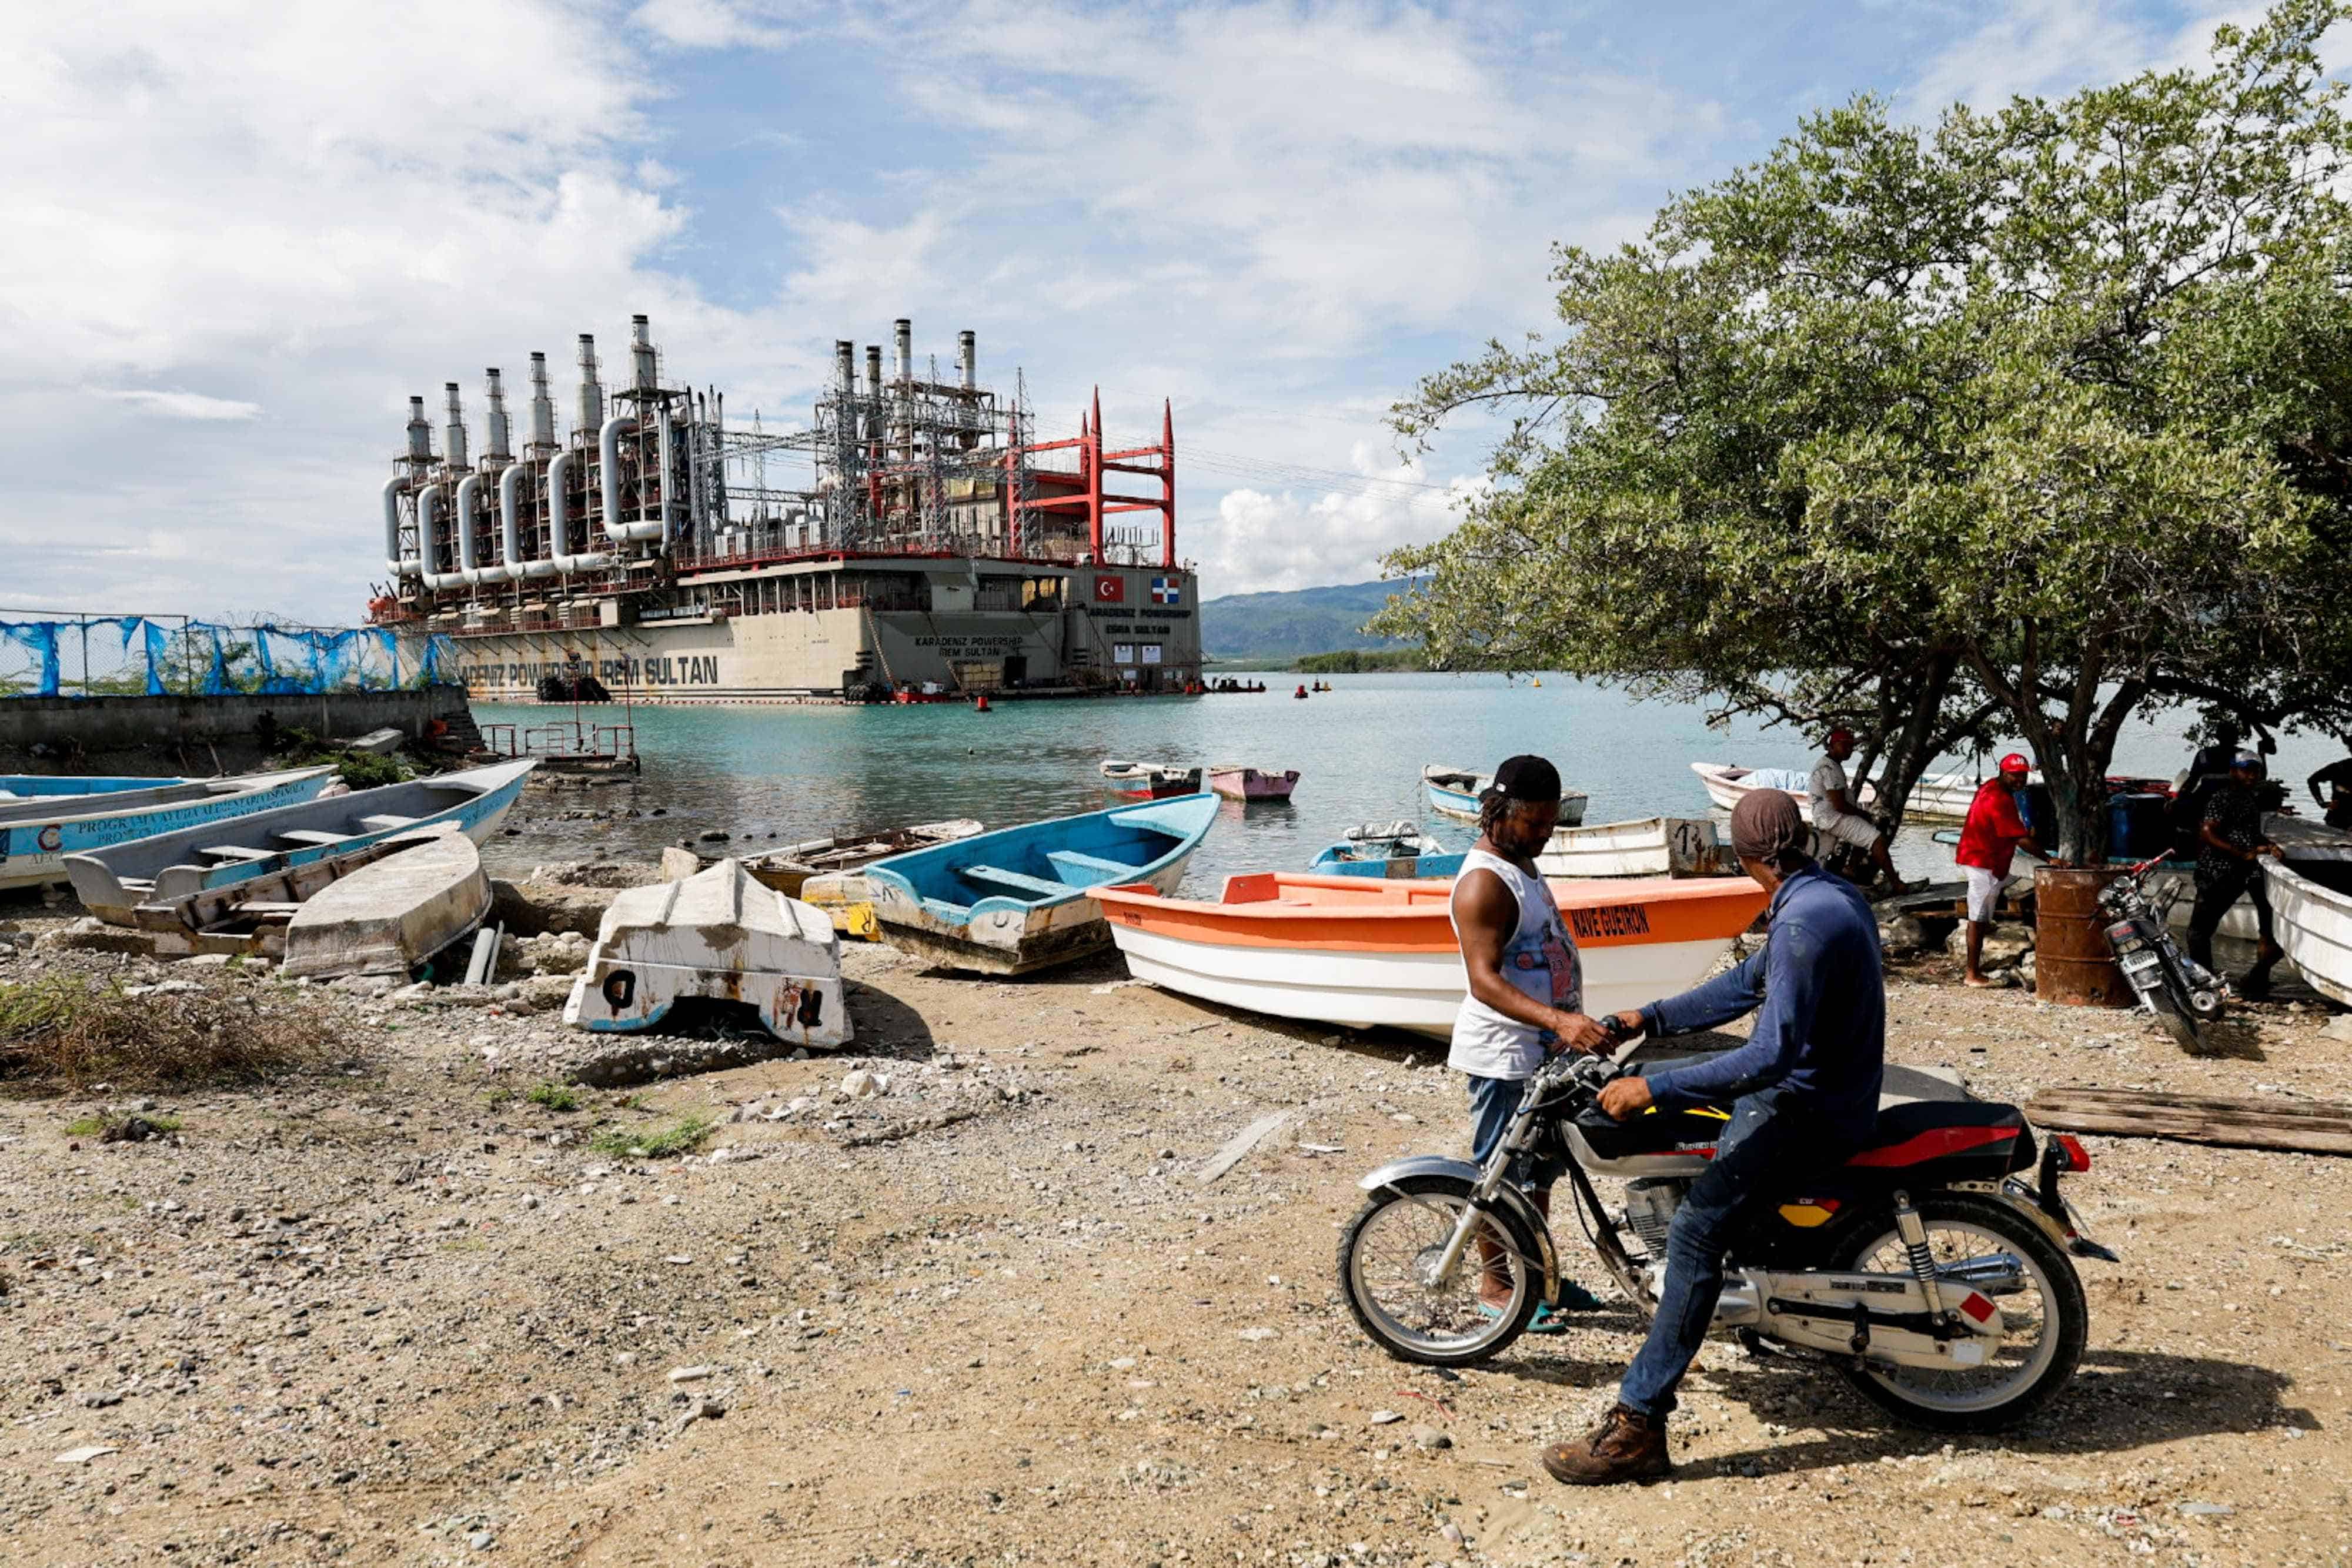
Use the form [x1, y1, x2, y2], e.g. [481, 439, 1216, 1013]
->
[1540, 1403, 1670, 1486]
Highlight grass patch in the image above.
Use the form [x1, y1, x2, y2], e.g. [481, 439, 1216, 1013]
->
[65, 1111, 183, 1139]
[526, 1082, 580, 1112]
[0, 975, 331, 1089]
[588, 1114, 713, 1160]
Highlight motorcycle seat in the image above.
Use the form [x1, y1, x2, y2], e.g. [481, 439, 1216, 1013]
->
[1845, 1099, 2034, 1177]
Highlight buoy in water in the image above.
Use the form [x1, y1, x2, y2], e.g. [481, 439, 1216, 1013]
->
[975, 694, 992, 712]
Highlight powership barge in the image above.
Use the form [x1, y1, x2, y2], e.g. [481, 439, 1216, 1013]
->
[366, 315, 1198, 704]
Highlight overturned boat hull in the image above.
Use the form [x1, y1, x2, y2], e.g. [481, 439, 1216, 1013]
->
[282, 830, 492, 979]
[565, 859, 851, 1047]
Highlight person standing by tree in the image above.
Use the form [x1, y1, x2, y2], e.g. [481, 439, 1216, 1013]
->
[1446, 755, 1605, 1331]
[1956, 754, 2052, 986]
[2190, 754, 2287, 994]
[2306, 754, 2352, 831]
[1809, 728, 1916, 893]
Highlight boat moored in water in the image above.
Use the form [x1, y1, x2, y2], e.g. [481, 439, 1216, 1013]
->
[1208, 765, 1300, 803]
[1098, 760, 1204, 799]
[1094, 871, 1769, 1037]
[1, 767, 336, 890]
[65, 760, 534, 925]
[1310, 821, 1455, 880]
[865, 793, 1218, 975]
[1424, 764, 1589, 827]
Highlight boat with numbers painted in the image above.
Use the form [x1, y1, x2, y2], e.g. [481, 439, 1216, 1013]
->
[65, 760, 534, 925]
[1, 767, 336, 891]
[1093, 871, 1768, 1036]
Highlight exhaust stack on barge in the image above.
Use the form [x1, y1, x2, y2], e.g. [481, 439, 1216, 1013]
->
[368, 317, 1198, 704]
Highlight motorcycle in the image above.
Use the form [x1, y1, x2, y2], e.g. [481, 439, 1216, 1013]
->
[2099, 852, 2226, 1051]
[1338, 1040, 2114, 1433]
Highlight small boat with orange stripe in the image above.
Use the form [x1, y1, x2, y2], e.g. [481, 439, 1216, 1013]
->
[1092, 871, 1769, 1036]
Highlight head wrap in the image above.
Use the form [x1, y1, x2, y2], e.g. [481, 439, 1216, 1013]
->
[1491, 754, 1562, 803]
[1729, 788, 1809, 862]
[1999, 753, 2030, 774]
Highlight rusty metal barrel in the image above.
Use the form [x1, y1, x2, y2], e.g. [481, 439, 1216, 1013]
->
[2033, 867, 2130, 1007]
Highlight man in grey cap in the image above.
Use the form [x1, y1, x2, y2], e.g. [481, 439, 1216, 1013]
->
[1542, 788, 1884, 1486]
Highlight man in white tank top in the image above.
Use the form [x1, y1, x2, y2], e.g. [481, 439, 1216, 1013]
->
[1447, 754, 1604, 1328]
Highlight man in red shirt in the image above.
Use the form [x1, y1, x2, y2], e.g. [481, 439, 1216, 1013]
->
[1955, 754, 2050, 986]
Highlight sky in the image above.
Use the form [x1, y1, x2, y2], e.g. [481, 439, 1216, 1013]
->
[0, 0, 2296, 623]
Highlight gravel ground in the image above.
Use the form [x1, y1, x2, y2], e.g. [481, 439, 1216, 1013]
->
[1, 891, 2348, 1568]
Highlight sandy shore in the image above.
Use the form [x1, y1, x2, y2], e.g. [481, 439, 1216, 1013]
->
[1, 898, 2348, 1567]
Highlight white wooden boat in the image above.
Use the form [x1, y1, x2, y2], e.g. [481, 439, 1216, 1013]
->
[1535, 816, 1723, 879]
[1, 767, 335, 890]
[282, 830, 492, 979]
[65, 760, 533, 925]
[566, 859, 852, 1047]
[1425, 764, 1588, 826]
[1098, 760, 1203, 798]
[2264, 858, 2352, 1007]
[1690, 761, 1870, 815]
[1094, 872, 1768, 1037]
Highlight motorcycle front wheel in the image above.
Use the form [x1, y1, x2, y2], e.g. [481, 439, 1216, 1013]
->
[1833, 1192, 2086, 1433]
[1338, 1174, 1542, 1366]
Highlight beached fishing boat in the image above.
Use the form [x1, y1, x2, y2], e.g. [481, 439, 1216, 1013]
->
[1309, 822, 1457, 880]
[720, 818, 983, 897]
[1, 774, 191, 801]
[1536, 816, 1724, 880]
[1, 767, 336, 891]
[65, 760, 534, 925]
[1690, 761, 1852, 815]
[282, 830, 492, 979]
[1208, 765, 1300, 803]
[1424, 765, 1589, 827]
[865, 793, 1219, 974]
[1098, 760, 1203, 799]
[2264, 858, 2352, 1007]
[1093, 871, 1769, 1036]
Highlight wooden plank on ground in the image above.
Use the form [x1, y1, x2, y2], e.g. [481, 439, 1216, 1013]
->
[2028, 1086, 2352, 1155]
[1197, 1108, 1300, 1185]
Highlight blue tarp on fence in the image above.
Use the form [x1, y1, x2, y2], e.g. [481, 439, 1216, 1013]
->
[1, 618, 456, 697]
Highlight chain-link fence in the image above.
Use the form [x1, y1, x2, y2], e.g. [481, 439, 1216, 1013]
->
[0, 613, 458, 698]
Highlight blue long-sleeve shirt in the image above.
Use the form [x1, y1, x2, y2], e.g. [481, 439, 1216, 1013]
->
[1636, 862, 1884, 1142]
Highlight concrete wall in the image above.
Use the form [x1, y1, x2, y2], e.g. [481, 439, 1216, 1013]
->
[0, 685, 474, 774]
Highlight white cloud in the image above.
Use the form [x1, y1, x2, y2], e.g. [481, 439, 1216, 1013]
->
[1185, 447, 1486, 596]
[93, 390, 262, 422]
[630, 0, 793, 50]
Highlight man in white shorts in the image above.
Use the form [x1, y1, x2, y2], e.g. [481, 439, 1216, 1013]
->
[1809, 727, 1913, 891]
[1955, 753, 2050, 985]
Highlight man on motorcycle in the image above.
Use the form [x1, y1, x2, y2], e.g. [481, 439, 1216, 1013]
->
[1541, 788, 1884, 1486]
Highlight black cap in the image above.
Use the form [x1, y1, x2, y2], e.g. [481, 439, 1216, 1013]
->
[1492, 754, 1562, 803]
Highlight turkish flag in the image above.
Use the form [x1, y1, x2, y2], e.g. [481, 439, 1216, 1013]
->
[1094, 574, 1125, 603]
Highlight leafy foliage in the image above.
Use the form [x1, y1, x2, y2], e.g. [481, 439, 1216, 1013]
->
[1376, 1, 2352, 857]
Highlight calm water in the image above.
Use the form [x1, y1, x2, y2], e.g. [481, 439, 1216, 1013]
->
[479, 673, 2344, 886]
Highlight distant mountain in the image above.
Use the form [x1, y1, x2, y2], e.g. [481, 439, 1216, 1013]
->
[1198, 578, 1420, 661]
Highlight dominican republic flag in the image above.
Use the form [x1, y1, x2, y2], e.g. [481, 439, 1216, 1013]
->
[1150, 577, 1181, 605]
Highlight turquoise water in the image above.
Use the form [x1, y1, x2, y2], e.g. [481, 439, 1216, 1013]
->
[480, 673, 2344, 886]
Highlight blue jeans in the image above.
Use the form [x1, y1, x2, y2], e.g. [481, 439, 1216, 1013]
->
[1466, 1072, 1568, 1192]
[1618, 1090, 1854, 1419]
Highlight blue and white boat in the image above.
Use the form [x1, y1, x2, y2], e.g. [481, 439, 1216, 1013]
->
[65, 760, 535, 925]
[1309, 822, 1465, 881]
[1, 767, 337, 891]
[1424, 763, 1589, 828]
[864, 793, 1219, 974]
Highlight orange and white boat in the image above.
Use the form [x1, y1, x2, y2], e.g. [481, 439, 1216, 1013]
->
[1093, 871, 1769, 1037]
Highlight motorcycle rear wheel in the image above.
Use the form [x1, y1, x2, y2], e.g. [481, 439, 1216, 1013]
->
[2146, 980, 2203, 1051]
[1338, 1174, 1541, 1366]
[1833, 1192, 2086, 1433]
